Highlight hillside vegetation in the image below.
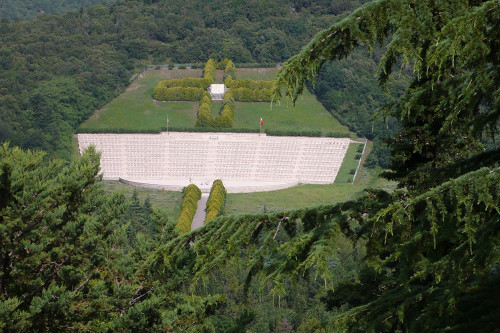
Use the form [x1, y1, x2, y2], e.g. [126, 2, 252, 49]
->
[0, 0, 111, 21]
[1, 0, 498, 332]
[0, 0, 370, 159]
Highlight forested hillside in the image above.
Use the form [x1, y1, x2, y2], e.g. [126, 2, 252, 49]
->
[311, 49, 410, 168]
[1, 0, 498, 332]
[0, 0, 111, 21]
[0, 0, 370, 160]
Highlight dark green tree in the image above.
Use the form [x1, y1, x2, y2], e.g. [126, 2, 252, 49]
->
[272, 0, 500, 331]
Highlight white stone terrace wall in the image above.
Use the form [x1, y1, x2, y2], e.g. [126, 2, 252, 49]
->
[77, 132, 353, 192]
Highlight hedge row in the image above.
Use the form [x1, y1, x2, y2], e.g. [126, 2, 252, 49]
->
[156, 78, 212, 89]
[223, 60, 236, 81]
[153, 86, 205, 101]
[205, 179, 227, 223]
[203, 59, 217, 84]
[196, 91, 213, 127]
[152, 59, 217, 101]
[214, 91, 235, 128]
[175, 184, 202, 235]
[226, 87, 273, 102]
[196, 91, 235, 128]
[224, 77, 274, 90]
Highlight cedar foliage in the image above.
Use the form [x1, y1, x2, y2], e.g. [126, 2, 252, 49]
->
[269, 0, 500, 330]
[0, 144, 223, 331]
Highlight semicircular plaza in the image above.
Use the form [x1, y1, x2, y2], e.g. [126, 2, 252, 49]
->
[77, 132, 356, 193]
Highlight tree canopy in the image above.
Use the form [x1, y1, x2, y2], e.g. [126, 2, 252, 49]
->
[1, 0, 499, 331]
[270, 0, 500, 330]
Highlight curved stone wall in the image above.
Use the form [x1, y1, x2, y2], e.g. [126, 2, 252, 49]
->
[77, 132, 353, 192]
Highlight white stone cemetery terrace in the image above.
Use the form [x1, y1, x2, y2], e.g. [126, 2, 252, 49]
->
[77, 132, 355, 193]
[208, 84, 226, 100]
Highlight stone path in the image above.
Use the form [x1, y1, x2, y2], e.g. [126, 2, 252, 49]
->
[191, 193, 209, 231]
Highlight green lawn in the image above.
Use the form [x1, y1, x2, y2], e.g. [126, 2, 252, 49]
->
[79, 68, 203, 130]
[223, 167, 397, 215]
[78, 67, 351, 136]
[335, 142, 364, 183]
[100, 168, 397, 221]
[210, 101, 223, 116]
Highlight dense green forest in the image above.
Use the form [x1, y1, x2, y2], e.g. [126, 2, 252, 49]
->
[311, 49, 409, 168]
[1, 0, 499, 332]
[0, 0, 372, 160]
[0, 0, 111, 21]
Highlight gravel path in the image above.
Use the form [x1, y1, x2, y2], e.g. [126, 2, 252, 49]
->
[191, 193, 208, 230]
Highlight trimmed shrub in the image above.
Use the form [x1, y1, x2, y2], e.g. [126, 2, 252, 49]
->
[217, 58, 229, 70]
[226, 87, 272, 102]
[203, 59, 217, 84]
[223, 60, 236, 81]
[224, 79, 273, 90]
[205, 180, 227, 223]
[156, 78, 212, 89]
[265, 129, 322, 137]
[153, 86, 205, 101]
[196, 104, 213, 128]
[175, 184, 202, 235]
[196, 91, 214, 127]
[219, 104, 234, 128]
[222, 90, 235, 107]
[200, 95, 212, 106]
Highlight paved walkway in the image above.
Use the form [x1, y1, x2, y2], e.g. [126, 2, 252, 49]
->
[191, 193, 208, 230]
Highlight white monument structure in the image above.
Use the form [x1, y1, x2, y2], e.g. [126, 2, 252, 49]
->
[208, 84, 226, 100]
[77, 132, 354, 193]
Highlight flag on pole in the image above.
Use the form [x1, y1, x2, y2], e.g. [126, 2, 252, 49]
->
[260, 118, 264, 126]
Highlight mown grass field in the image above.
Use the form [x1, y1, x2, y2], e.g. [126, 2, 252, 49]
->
[100, 166, 396, 220]
[79, 69, 202, 130]
[79, 67, 351, 136]
[335, 141, 364, 183]
[224, 168, 396, 215]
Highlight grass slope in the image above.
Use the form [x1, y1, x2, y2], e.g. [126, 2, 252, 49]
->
[79, 67, 351, 136]
[100, 167, 396, 220]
